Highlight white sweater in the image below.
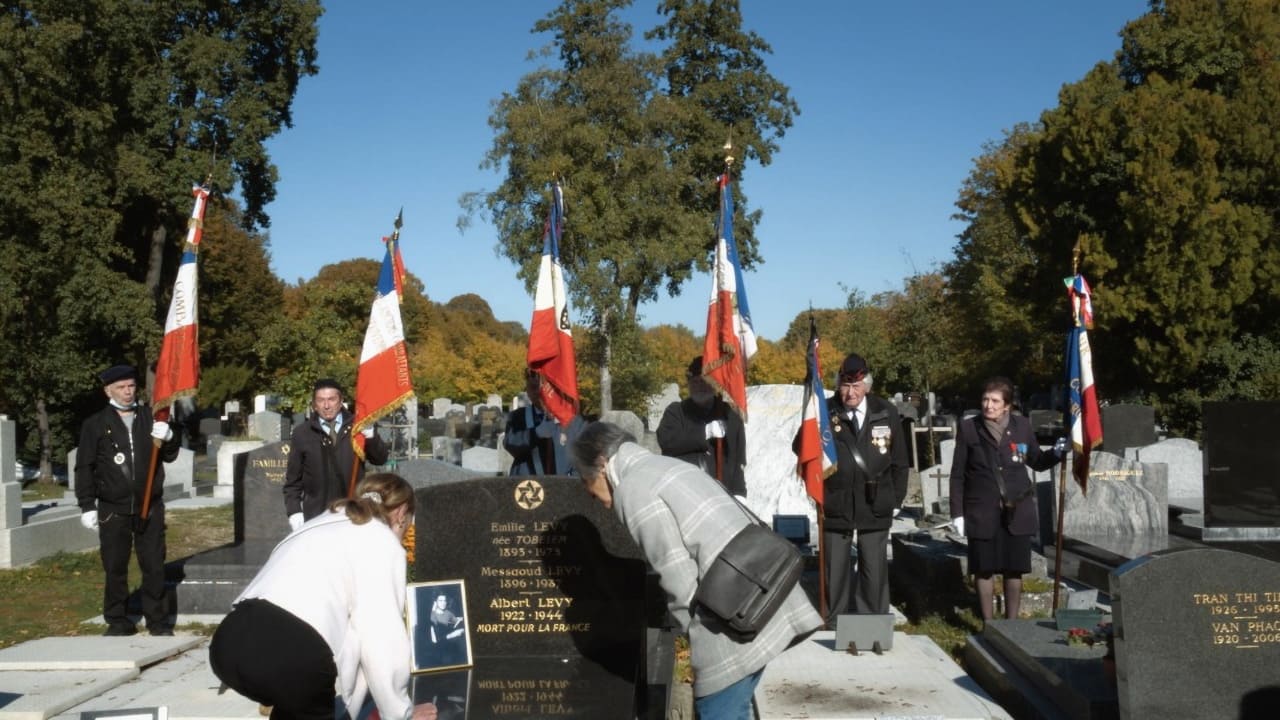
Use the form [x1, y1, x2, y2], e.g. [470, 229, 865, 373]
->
[236, 511, 411, 720]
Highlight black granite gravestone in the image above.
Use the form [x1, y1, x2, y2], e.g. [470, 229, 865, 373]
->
[1100, 404, 1155, 455]
[414, 475, 653, 719]
[1203, 401, 1280, 528]
[1111, 547, 1280, 719]
[169, 442, 291, 614]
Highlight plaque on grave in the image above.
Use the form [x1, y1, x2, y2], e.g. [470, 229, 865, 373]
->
[1100, 404, 1156, 454]
[414, 475, 649, 719]
[1111, 547, 1280, 719]
[1203, 401, 1280, 528]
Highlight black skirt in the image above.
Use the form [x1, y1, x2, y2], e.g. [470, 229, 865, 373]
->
[968, 525, 1032, 575]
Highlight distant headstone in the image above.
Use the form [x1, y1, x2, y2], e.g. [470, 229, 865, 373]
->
[394, 457, 486, 490]
[444, 409, 468, 440]
[415, 475, 648, 718]
[1127, 438, 1203, 510]
[432, 397, 453, 419]
[1203, 401, 1280, 528]
[234, 441, 291, 544]
[486, 393, 504, 410]
[431, 437, 463, 465]
[1101, 404, 1156, 454]
[253, 394, 281, 414]
[646, 383, 681, 433]
[600, 410, 645, 449]
[742, 385, 819, 526]
[247, 410, 285, 443]
[1111, 547, 1280, 719]
[165, 447, 195, 498]
[225, 400, 240, 415]
[0, 418, 19, 529]
[198, 416, 223, 440]
[461, 446, 500, 474]
[1027, 409, 1061, 442]
[216, 439, 266, 499]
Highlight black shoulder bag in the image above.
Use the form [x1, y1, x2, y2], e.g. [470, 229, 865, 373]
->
[694, 495, 803, 638]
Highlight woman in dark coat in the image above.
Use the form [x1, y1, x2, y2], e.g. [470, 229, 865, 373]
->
[949, 377, 1065, 620]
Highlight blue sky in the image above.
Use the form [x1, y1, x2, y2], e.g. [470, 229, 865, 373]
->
[262, 1, 1150, 341]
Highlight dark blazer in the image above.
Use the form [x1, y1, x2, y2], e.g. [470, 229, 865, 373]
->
[823, 394, 909, 533]
[75, 405, 180, 515]
[283, 410, 389, 520]
[948, 414, 1060, 538]
[503, 405, 585, 476]
[655, 397, 747, 496]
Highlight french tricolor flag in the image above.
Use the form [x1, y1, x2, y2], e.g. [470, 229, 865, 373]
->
[1064, 273, 1102, 494]
[527, 183, 579, 426]
[152, 185, 208, 420]
[352, 235, 414, 459]
[794, 316, 837, 506]
[702, 171, 757, 421]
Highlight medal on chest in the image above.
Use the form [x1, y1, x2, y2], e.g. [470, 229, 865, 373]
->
[871, 425, 891, 454]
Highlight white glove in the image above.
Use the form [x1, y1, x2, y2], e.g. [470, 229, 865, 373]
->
[892, 508, 901, 517]
[361, 427, 375, 439]
[953, 516, 965, 537]
[705, 420, 726, 439]
[288, 513, 304, 531]
[151, 421, 173, 442]
[1054, 436, 1069, 457]
[81, 510, 99, 530]
[535, 418, 557, 439]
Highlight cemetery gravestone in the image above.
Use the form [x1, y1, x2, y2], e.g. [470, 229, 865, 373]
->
[234, 441, 292, 544]
[414, 475, 652, 719]
[1100, 404, 1156, 455]
[1203, 401, 1280, 529]
[1111, 547, 1280, 719]
[247, 410, 284, 443]
[1127, 438, 1203, 510]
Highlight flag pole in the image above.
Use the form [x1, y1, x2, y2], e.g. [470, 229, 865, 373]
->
[1051, 241, 1082, 616]
[810, 307, 828, 624]
[350, 209, 403, 497]
[142, 178, 211, 520]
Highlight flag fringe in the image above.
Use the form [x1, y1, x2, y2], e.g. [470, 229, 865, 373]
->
[351, 389, 415, 460]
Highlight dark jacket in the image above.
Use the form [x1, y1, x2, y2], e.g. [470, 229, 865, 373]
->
[824, 394, 909, 533]
[75, 405, 180, 515]
[948, 414, 1060, 538]
[503, 405, 585, 476]
[283, 410, 389, 520]
[655, 397, 747, 496]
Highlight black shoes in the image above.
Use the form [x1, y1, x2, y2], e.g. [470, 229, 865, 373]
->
[104, 624, 137, 637]
[148, 626, 175, 637]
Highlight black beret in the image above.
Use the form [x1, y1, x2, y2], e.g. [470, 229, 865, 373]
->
[686, 356, 704, 376]
[838, 354, 869, 382]
[98, 364, 137, 386]
[312, 378, 343, 395]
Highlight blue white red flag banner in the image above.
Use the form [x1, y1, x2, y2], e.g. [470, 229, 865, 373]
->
[794, 316, 837, 506]
[352, 237, 414, 459]
[152, 185, 209, 421]
[1064, 273, 1102, 494]
[526, 182, 579, 427]
[702, 171, 757, 421]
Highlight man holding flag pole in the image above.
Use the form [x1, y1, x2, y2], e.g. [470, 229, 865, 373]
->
[505, 182, 584, 476]
[74, 183, 207, 637]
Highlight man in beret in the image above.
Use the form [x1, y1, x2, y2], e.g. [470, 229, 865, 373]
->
[75, 364, 181, 636]
[656, 356, 748, 497]
[823, 353, 909, 620]
[283, 379, 389, 531]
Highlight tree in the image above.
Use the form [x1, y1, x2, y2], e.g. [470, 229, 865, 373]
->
[463, 0, 796, 411]
[946, 0, 1280, 424]
[0, 0, 319, 475]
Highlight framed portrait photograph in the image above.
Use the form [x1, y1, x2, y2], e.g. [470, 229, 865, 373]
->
[408, 579, 472, 673]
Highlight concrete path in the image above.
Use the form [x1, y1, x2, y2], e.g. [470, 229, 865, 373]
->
[0, 628, 1011, 720]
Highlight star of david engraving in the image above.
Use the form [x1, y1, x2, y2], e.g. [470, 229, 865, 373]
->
[515, 479, 544, 510]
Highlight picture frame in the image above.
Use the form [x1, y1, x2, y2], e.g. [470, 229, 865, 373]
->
[408, 579, 472, 673]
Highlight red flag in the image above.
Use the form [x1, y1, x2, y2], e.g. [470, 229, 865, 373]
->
[1064, 274, 1102, 493]
[702, 171, 757, 421]
[794, 316, 837, 506]
[527, 183, 579, 426]
[152, 185, 209, 421]
[352, 230, 414, 459]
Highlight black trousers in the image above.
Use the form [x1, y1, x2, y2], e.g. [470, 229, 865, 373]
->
[210, 599, 338, 720]
[824, 527, 891, 619]
[98, 504, 167, 630]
